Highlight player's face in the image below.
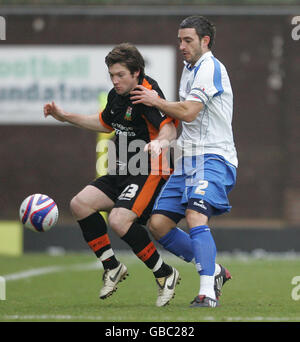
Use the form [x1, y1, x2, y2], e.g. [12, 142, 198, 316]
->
[178, 28, 208, 66]
[109, 63, 140, 96]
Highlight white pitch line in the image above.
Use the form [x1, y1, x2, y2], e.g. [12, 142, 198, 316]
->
[2, 252, 141, 282]
[3, 261, 99, 282]
[2, 315, 300, 322]
[224, 316, 300, 322]
[3, 250, 300, 283]
[3, 314, 104, 321]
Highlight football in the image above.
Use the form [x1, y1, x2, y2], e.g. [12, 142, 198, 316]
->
[19, 194, 59, 232]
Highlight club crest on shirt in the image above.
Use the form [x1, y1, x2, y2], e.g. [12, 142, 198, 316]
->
[124, 106, 132, 121]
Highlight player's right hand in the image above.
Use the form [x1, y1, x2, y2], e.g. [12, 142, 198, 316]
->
[44, 101, 66, 122]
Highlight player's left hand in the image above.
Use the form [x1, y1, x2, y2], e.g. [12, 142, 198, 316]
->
[130, 85, 158, 106]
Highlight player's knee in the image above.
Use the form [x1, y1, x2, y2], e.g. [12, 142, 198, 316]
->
[149, 214, 179, 240]
[148, 215, 159, 233]
[108, 209, 134, 237]
[185, 209, 208, 228]
[69, 195, 83, 219]
[70, 195, 93, 221]
[148, 215, 165, 240]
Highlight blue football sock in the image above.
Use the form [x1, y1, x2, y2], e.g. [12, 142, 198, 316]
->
[158, 227, 194, 263]
[190, 225, 216, 276]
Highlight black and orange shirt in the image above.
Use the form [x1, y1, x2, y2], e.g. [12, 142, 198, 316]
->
[99, 75, 176, 174]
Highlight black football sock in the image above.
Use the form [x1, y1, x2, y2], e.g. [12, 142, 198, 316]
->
[78, 212, 119, 270]
[121, 222, 172, 278]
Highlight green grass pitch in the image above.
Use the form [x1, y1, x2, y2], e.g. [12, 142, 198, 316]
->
[0, 252, 300, 322]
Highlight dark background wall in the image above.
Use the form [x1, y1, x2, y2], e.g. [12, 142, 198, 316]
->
[1, 9, 300, 232]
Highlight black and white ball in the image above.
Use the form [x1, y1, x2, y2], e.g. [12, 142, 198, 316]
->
[19, 194, 59, 232]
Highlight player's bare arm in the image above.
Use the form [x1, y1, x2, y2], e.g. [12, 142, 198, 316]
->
[130, 85, 203, 123]
[43, 101, 111, 133]
[144, 121, 177, 158]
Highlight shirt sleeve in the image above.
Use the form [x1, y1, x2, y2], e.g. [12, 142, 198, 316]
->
[186, 58, 224, 105]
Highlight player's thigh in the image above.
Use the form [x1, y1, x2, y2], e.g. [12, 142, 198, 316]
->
[70, 185, 114, 219]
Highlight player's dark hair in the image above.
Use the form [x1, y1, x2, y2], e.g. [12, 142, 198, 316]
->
[179, 15, 216, 49]
[105, 43, 145, 80]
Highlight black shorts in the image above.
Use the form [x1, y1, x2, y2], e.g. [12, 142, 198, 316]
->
[90, 173, 167, 225]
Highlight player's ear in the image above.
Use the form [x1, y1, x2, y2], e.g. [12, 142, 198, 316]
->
[134, 70, 140, 79]
[201, 35, 210, 49]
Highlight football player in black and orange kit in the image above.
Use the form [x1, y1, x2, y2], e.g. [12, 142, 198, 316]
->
[44, 43, 180, 307]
